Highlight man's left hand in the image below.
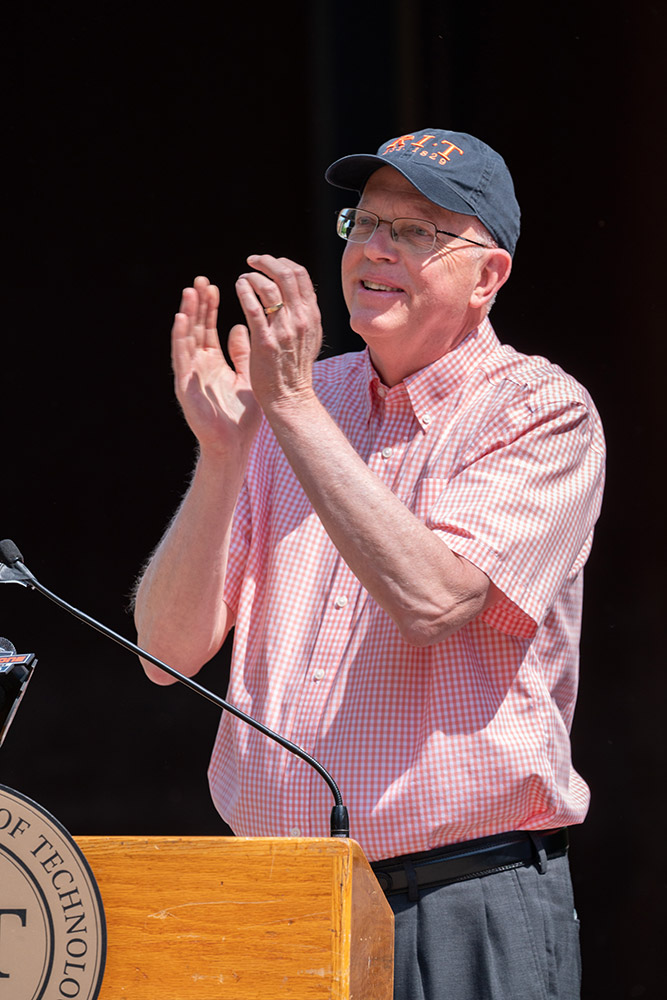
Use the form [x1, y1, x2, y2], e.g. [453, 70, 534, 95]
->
[235, 255, 323, 411]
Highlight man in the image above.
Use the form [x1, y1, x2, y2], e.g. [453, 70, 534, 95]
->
[134, 129, 605, 999]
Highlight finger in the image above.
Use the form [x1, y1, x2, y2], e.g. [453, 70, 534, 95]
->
[175, 288, 206, 353]
[171, 310, 194, 384]
[235, 275, 271, 331]
[177, 285, 198, 322]
[203, 282, 220, 349]
[236, 271, 283, 311]
[246, 255, 316, 306]
[191, 276, 220, 348]
[227, 324, 252, 381]
[193, 275, 211, 328]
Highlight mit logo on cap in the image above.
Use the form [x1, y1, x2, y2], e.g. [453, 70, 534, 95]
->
[382, 133, 465, 164]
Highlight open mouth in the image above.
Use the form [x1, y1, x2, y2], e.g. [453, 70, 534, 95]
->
[361, 280, 403, 293]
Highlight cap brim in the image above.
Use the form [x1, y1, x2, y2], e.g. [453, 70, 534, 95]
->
[325, 153, 476, 218]
[324, 154, 388, 191]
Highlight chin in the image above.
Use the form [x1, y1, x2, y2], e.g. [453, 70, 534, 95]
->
[349, 311, 406, 344]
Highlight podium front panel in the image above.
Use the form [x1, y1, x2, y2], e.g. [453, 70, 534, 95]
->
[76, 836, 393, 999]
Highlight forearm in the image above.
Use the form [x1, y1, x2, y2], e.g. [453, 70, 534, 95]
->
[233, 253, 492, 640]
[264, 393, 495, 645]
[134, 448, 246, 682]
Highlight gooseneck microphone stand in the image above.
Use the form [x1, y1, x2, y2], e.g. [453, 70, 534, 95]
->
[0, 538, 349, 838]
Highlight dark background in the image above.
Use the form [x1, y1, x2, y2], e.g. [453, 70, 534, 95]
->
[3, 2, 665, 997]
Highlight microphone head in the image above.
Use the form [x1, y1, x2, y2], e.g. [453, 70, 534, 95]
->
[0, 641, 37, 748]
[0, 539, 24, 566]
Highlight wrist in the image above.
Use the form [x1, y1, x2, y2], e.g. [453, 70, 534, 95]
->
[194, 437, 254, 485]
[260, 384, 320, 426]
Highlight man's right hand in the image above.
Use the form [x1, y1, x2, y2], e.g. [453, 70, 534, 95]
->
[172, 275, 262, 455]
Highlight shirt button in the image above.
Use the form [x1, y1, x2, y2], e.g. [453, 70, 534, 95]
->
[376, 384, 388, 398]
[289, 827, 301, 837]
[381, 446, 393, 459]
[313, 668, 325, 680]
[334, 595, 348, 608]
[421, 412, 432, 426]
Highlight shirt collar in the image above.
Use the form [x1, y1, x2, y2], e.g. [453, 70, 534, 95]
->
[362, 318, 500, 425]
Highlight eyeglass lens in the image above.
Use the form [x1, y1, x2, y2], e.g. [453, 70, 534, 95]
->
[337, 209, 438, 253]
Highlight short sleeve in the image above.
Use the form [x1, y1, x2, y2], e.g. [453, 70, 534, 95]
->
[423, 387, 605, 636]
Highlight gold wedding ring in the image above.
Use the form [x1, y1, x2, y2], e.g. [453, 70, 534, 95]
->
[264, 301, 284, 315]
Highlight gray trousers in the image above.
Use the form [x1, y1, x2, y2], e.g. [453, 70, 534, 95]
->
[388, 854, 581, 1000]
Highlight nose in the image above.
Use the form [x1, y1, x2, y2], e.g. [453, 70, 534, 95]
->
[363, 220, 399, 261]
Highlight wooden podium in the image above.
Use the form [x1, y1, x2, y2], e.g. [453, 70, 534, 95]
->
[76, 835, 394, 999]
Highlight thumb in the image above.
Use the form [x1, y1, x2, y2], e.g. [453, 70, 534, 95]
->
[227, 324, 252, 380]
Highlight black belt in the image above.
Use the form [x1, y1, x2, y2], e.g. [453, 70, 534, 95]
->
[371, 828, 569, 897]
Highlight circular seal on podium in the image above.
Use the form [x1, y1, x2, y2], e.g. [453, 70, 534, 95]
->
[0, 785, 106, 999]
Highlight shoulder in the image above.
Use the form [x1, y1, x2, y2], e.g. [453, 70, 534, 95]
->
[478, 341, 603, 441]
[437, 335, 606, 474]
[481, 341, 589, 400]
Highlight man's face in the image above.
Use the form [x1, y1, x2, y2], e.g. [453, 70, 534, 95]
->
[341, 166, 492, 385]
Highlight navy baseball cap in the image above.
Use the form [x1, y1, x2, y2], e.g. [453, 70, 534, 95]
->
[325, 128, 520, 256]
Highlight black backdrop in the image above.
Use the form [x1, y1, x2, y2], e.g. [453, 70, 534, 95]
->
[3, 2, 665, 997]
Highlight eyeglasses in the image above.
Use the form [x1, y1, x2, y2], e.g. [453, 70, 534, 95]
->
[335, 207, 491, 255]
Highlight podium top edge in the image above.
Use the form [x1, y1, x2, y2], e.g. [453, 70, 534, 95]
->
[74, 834, 366, 855]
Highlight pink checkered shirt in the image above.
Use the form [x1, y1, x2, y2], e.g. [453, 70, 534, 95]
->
[209, 319, 605, 861]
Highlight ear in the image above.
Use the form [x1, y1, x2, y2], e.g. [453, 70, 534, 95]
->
[469, 249, 512, 310]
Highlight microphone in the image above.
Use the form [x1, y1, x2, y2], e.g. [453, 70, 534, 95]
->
[0, 635, 37, 748]
[0, 539, 349, 837]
